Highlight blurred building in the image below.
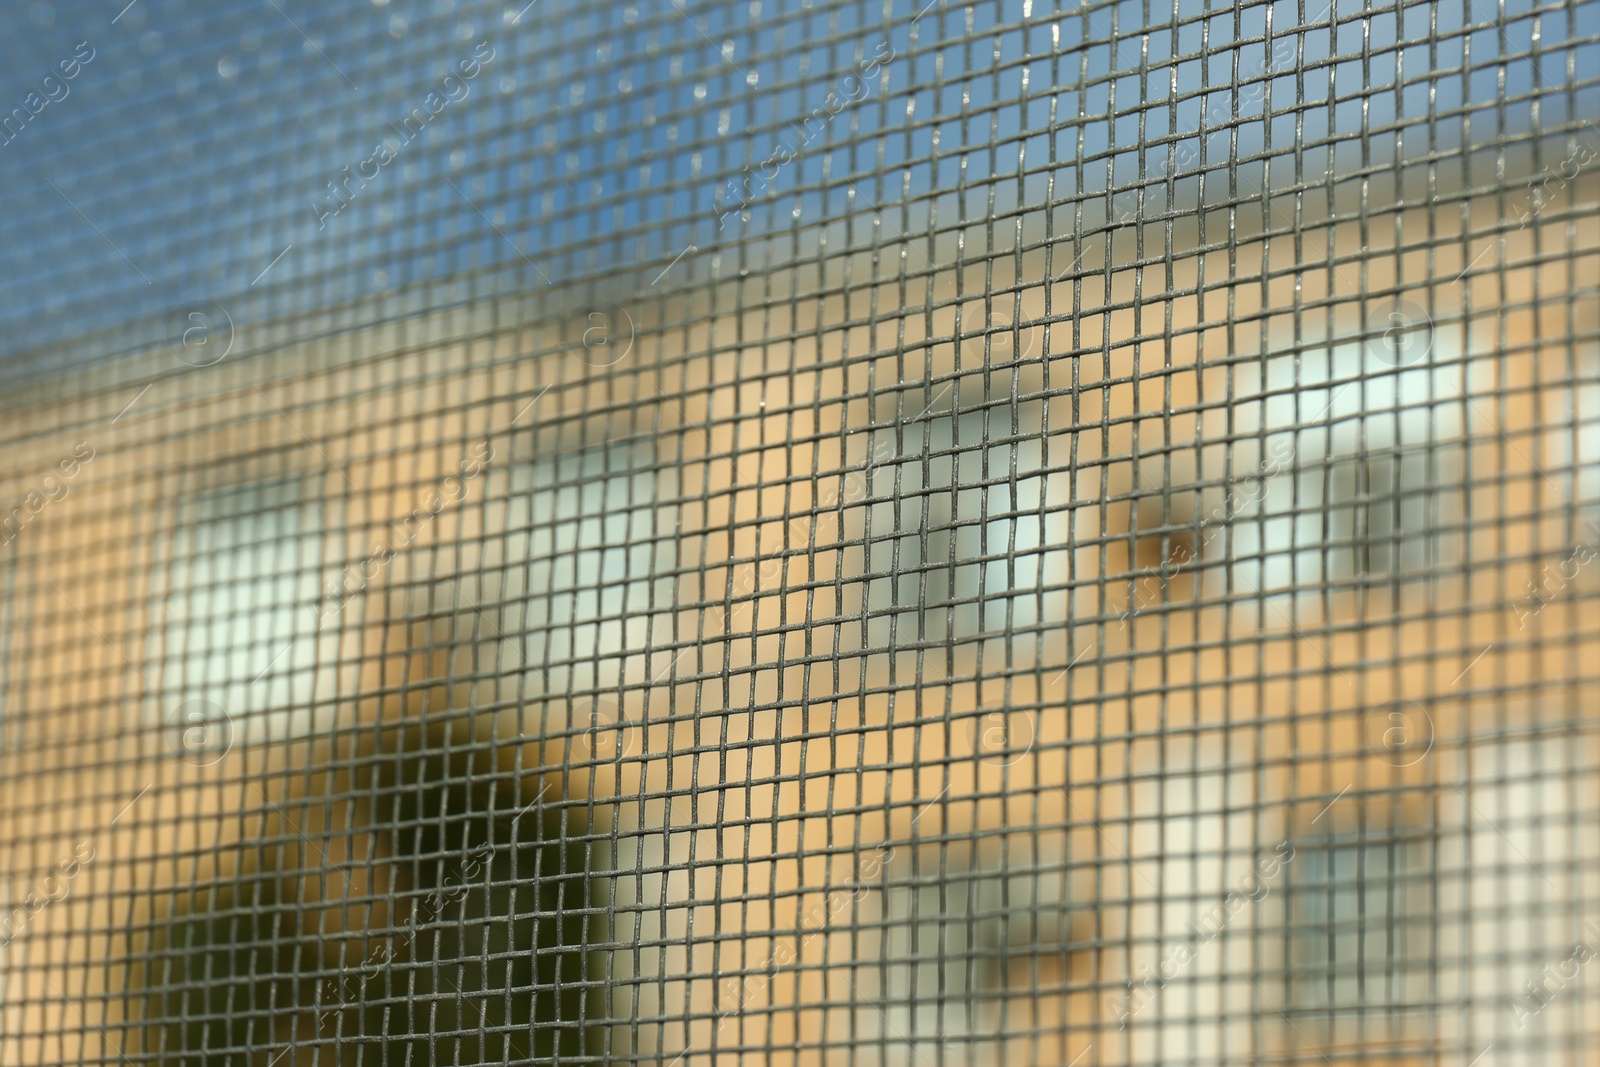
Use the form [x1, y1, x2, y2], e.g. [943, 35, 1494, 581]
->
[0, 1, 1597, 1065]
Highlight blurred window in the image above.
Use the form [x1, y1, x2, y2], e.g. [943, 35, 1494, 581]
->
[500, 441, 675, 694]
[1284, 816, 1435, 1030]
[868, 861, 1080, 1056]
[856, 405, 1062, 650]
[153, 477, 328, 743]
[1209, 339, 1467, 611]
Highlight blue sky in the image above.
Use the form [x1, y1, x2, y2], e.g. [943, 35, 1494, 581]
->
[0, 0, 1589, 373]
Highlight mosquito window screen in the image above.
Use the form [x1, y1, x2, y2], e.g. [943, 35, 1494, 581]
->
[1, 0, 1598, 1064]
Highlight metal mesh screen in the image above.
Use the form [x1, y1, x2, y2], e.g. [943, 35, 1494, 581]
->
[2, 0, 1599, 1063]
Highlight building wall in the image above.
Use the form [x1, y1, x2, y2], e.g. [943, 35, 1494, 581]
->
[0, 186, 1597, 1064]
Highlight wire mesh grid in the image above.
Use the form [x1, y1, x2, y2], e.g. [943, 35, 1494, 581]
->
[1, 0, 1598, 1063]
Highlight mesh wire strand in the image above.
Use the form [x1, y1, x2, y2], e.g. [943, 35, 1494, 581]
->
[0, 0, 1598, 1064]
